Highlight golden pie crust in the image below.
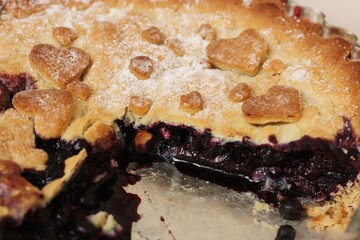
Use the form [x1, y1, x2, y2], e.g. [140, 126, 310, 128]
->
[0, 0, 359, 233]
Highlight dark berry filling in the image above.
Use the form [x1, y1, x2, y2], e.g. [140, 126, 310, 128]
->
[292, 6, 302, 18]
[0, 73, 35, 95]
[23, 138, 90, 188]
[131, 119, 359, 205]
[0, 84, 10, 112]
[2, 118, 360, 238]
[0, 72, 36, 112]
[4, 124, 140, 240]
[3, 165, 140, 240]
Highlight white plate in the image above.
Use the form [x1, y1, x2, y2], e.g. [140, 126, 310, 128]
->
[127, 163, 319, 240]
[298, 0, 360, 40]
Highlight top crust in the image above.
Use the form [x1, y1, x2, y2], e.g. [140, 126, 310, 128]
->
[0, 0, 358, 140]
[0, 0, 357, 144]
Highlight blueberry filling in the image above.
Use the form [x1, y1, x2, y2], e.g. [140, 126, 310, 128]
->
[0, 73, 35, 112]
[2, 166, 140, 240]
[132, 119, 359, 204]
[2, 118, 360, 238]
[0, 73, 35, 95]
[0, 84, 10, 112]
[23, 138, 91, 189]
[4, 127, 140, 240]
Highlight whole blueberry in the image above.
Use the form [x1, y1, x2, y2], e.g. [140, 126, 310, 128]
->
[75, 220, 99, 236]
[0, 84, 10, 112]
[76, 191, 100, 211]
[279, 199, 304, 221]
[55, 206, 70, 225]
[74, 139, 90, 150]
[275, 225, 296, 240]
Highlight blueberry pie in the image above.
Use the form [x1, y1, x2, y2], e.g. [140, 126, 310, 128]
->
[0, 0, 359, 238]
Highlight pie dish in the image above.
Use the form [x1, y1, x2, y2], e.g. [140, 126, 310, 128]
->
[0, 0, 359, 238]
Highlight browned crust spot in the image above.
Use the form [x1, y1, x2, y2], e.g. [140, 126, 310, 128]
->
[165, 38, 185, 57]
[66, 81, 91, 100]
[263, 59, 286, 76]
[228, 83, 252, 103]
[129, 56, 154, 80]
[141, 26, 166, 45]
[84, 122, 116, 152]
[197, 23, 217, 41]
[134, 130, 153, 152]
[129, 95, 153, 116]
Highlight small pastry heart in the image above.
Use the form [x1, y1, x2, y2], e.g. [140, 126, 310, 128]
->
[180, 91, 204, 115]
[129, 56, 154, 80]
[141, 26, 165, 45]
[129, 95, 153, 116]
[29, 44, 90, 88]
[206, 29, 267, 76]
[52, 27, 77, 46]
[241, 85, 302, 124]
[13, 89, 74, 139]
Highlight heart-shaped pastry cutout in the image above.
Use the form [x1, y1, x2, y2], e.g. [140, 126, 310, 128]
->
[206, 29, 267, 76]
[242, 85, 302, 124]
[29, 44, 90, 89]
[13, 89, 74, 139]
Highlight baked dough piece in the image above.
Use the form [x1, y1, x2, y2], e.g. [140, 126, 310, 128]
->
[0, 0, 359, 236]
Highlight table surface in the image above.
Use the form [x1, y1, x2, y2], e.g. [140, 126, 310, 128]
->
[297, 0, 359, 40]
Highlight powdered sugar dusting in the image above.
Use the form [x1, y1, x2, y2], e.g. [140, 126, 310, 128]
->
[0, 1, 355, 143]
[247, 53, 258, 66]
[282, 61, 314, 82]
[242, 0, 253, 7]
